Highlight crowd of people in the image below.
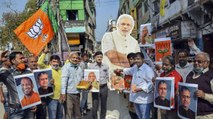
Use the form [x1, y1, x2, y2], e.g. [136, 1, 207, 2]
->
[0, 13, 213, 119]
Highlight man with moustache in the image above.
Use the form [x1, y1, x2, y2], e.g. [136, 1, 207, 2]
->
[102, 14, 140, 69]
[155, 80, 170, 107]
[88, 51, 109, 119]
[116, 52, 155, 119]
[0, 51, 34, 118]
[186, 52, 213, 119]
[60, 52, 83, 119]
[38, 47, 63, 119]
[178, 86, 195, 119]
[175, 50, 193, 82]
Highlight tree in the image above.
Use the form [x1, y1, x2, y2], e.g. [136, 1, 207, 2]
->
[0, 0, 37, 55]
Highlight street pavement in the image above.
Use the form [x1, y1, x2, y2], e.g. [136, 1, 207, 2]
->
[82, 90, 130, 119]
[0, 90, 130, 119]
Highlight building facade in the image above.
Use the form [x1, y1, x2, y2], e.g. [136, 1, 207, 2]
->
[118, 0, 213, 57]
[59, 0, 96, 54]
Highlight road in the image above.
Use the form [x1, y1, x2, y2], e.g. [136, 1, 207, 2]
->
[82, 91, 130, 119]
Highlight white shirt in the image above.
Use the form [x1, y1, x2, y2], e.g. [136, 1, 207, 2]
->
[101, 30, 140, 69]
[175, 63, 193, 82]
[123, 63, 155, 104]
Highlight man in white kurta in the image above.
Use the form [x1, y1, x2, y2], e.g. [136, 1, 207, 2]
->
[101, 14, 140, 118]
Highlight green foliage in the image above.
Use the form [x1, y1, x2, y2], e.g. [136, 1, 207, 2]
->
[0, 0, 37, 55]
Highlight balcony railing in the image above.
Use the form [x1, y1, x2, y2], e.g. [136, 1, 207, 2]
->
[63, 20, 85, 28]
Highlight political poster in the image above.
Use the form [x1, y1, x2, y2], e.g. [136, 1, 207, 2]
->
[178, 82, 198, 119]
[154, 77, 174, 110]
[155, 38, 172, 64]
[84, 69, 100, 92]
[14, 73, 41, 109]
[33, 68, 53, 97]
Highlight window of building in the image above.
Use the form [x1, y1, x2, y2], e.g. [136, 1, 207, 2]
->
[66, 10, 78, 20]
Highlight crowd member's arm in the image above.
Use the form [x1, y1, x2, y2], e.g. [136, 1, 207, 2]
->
[38, 53, 48, 69]
[38, 46, 49, 69]
[102, 33, 129, 68]
[188, 39, 201, 55]
[60, 64, 69, 102]
[0, 83, 4, 103]
[196, 79, 213, 104]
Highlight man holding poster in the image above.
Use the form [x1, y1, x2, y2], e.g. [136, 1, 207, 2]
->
[159, 56, 183, 118]
[0, 51, 34, 118]
[88, 51, 109, 119]
[186, 52, 213, 119]
[116, 52, 155, 119]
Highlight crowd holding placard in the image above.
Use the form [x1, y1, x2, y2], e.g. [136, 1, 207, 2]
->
[0, 14, 213, 119]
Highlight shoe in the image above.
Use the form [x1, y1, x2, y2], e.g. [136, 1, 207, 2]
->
[86, 108, 91, 112]
[81, 111, 87, 117]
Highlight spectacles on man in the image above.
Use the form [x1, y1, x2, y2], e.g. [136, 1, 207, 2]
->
[193, 60, 206, 64]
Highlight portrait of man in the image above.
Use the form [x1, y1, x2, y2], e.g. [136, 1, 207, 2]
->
[20, 77, 41, 107]
[140, 23, 153, 45]
[37, 71, 53, 96]
[155, 80, 170, 107]
[84, 69, 100, 91]
[14, 73, 41, 109]
[87, 72, 97, 82]
[178, 86, 195, 119]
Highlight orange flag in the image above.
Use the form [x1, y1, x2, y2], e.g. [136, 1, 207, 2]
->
[14, 2, 57, 56]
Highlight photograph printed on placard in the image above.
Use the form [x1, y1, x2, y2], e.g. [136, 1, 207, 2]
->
[33, 68, 53, 97]
[178, 82, 198, 119]
[154, 77, 174, 110]
[14, 73, 41, 109]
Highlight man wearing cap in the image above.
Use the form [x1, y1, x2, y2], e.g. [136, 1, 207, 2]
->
[88, 51, 109, 119]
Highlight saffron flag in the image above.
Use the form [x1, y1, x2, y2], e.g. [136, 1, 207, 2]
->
[14, 2, 57, 56]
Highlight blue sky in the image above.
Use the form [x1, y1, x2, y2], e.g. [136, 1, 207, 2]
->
[95, 0, 119, 41]
[0, 0, 119, 41]
[0, 0, 28, 20]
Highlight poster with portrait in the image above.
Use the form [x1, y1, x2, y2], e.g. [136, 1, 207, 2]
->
[154, 77, 174, 110]
[14, 73, 41, 109]
[33, 68, 53, 97]
[109, 71, 125, 91]
[123, 74, 133, 93]
[84, 69, 100, 92]
[178, 83, 198, 119]
[154, 38, 172, 64]
[139, 23, 154, 46]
